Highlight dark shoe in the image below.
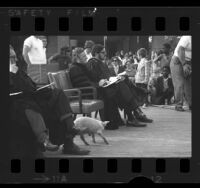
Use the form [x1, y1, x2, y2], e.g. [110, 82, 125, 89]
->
[105, 122, 119, 130]
[175, 106, 185, 112]
[136, 115, 153, 123]
[63, 143, 90, 155]
[105, 125, 119, 130]
[116, 119, 126, 127]
[126, 119, 147, 127]
[44, 139, 59, 152]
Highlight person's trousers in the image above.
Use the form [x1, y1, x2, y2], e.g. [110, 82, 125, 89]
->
[25, 109, 48, 144]
[153, 90, 174, 105]
[35, 88, 76, 144]
[135, 83, 148, 104]
[170, 56, 192, 108]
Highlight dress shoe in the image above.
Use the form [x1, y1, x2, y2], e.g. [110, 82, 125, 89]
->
[62, 143, 90, 155]
[105, 123, 119, 130]
[44, 139, 59, 152]
[136, 115, 153, 123]
[126, 119, 147, 127]
[175, 106, 185, 112]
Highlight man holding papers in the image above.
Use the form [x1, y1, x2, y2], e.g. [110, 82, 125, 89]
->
[87, 44, 153, 128]
[10, 45, 90, 156]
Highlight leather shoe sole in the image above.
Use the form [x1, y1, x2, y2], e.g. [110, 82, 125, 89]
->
[63, 144, 90, 155]
[126, 120, 147, 127]
[136, 116, 153, 123]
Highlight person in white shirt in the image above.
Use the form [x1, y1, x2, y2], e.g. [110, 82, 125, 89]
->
[23, 35, 47, 65]
[84, 40, 95, 62]
[170, 36, 192, 111]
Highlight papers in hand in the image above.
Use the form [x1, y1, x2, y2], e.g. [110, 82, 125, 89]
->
[9, 82, 55, 96]
[36, 82, 55, 91]
[118, 71, 126, 76]
[10, 92, 23, 96]
[102, 77, 121, 88]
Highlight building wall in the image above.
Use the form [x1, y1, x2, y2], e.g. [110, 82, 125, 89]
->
[46, 36, 70, 58]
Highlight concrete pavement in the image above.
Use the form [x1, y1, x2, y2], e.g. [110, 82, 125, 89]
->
[45, 106, 191, 158]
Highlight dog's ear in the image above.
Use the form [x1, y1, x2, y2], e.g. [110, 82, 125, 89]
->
[102, 121, 109, 127]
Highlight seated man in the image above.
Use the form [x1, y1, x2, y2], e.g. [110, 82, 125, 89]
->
[69, 47, 124, 130]
[10, 45, 90, 156]
[149, 66, 174, 105]
[87, 44, 153, 126]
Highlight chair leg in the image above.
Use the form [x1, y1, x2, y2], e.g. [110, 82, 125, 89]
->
[99, 108, 105, 121]
[95, 111, 98, 118]
[87, 113, 91, 117]
[73, 114, 77, 120]
[123, 110, 126, 120]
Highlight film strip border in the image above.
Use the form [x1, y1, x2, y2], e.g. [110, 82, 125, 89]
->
[10, 16, 190, 32]
[5, 7, 196, 34]
[4, 7, 198, 183]
[11, 158, 190, 174]
[8, 158, 192, 183]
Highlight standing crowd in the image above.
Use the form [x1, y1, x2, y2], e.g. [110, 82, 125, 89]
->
[9, 36, 191, 157]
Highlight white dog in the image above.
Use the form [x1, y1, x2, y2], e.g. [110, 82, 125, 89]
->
[74, 117, 109, 145]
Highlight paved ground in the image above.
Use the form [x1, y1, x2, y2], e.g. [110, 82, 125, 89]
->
[44, 106, 191, 158]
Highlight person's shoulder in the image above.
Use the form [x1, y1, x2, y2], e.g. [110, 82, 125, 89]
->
[88, 57, 99, 65]
[24, 35, 34, 46]
[25, 35, 34, 42]
[157, 76, 163, 81]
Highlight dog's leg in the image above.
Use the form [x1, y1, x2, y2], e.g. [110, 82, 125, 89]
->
[92, 134, 96, 143]
[97, 133, 109, 145]
[80, 133, 90, 146]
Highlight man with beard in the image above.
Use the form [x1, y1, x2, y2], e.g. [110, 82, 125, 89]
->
[87, 44, 153, 128]
[69, 47, 124, 130]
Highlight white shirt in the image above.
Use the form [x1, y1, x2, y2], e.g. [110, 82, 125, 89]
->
[24, 36, 47, 64]
[84, 50, 93, 62]
[174, 36, 192, 61]
[135, 58, 150, 84]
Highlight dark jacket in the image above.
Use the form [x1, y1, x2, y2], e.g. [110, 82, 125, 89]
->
[87, 58, 111, 83]
[156, 76, 174, 96]
[69, 62, 97, 88]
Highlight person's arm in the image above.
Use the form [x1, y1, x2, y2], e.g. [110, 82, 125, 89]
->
[144, 61, 151, 84]
[22, 45, 32, 65]
[48, 53, 59, 63]
[177, 46, 186, 66]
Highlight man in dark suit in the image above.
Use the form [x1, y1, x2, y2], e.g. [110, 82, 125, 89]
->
[10, 45, 90, 156]
[150, 66, 174, 105]
[87, 44, 153, 128]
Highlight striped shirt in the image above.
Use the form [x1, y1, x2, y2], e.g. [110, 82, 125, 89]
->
[135, 58, 151, 84]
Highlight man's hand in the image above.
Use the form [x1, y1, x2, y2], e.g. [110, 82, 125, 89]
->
[99, 79, 108, 87]
[183, 64, 192, 78]
[10, 64, 18, 74]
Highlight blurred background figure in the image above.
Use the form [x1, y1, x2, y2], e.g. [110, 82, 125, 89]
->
[122, 53, 129, 66]
[48, 46, 72, 70]
[119, 50, 124, 59]
[124, 59, 137, 84]
[109, 56, 125, 76]
[135, 48, 151, 108]
[84, 40, 95, 62]
[148, 66, 174, 105]
[170, 36, 192, 111]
